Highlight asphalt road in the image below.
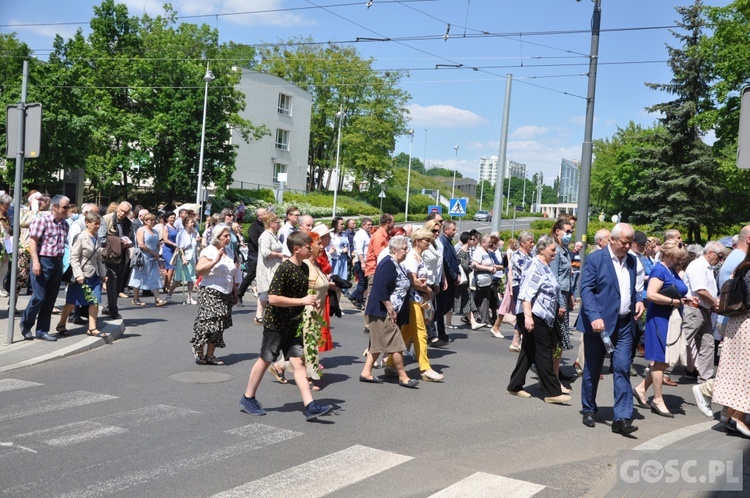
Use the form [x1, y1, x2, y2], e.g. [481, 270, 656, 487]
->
[0, 295, 713, 497]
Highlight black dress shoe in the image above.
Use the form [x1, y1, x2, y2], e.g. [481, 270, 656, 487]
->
[725, 418, 737, 434]
[611, 418, 638, 435]
[429, 338, 448, 348]
[108, 313, 123, 320]
[582, 414, 596, 428]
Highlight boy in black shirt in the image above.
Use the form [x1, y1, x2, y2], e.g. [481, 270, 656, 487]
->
[240, 231, 333, 420]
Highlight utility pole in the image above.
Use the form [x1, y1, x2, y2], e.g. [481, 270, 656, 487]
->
[575, 0, 602, 268]
[492, 74, 512, 233]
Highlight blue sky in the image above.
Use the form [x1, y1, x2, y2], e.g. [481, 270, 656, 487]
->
[2, 0, 728, 187]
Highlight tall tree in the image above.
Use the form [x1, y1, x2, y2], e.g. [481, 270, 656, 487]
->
[255, 40, 410, 192]
[696, 0, 750, 225]
[629, 1, 720, 242]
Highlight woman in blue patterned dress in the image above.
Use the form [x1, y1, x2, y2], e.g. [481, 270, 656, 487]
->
[130, 213, 168, 306]
[329, 217, 350, 301]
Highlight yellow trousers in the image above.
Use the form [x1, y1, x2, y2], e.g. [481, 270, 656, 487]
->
[387, 301, 431, 372]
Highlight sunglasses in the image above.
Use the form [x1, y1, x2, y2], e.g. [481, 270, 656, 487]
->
[565, 229, 573, 234]
[57, 205, 70, 210]
[431, 229, 440, 233]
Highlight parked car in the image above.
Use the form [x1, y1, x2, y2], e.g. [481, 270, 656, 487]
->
[473, 210, 492, 222]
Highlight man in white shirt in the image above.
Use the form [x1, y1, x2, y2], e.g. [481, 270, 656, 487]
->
[348, 218, 373, 309]
[278, 206, 300, 258]
[682, 241, 724, 383]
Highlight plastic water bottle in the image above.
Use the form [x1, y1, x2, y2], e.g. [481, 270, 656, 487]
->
[600, 330, 615, 354]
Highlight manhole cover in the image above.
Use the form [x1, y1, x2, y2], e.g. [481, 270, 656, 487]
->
[169, 371, 234, 384]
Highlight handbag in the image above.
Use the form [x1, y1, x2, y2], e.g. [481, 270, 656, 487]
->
[131, 248, 145, 269]
[475, 272, 492, 288]
[659, 284, 683, 300]
[718, 269, 748, 317]
[459, 264, 467, 285]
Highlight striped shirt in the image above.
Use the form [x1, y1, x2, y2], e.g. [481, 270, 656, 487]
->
[29, 213, 69, 257]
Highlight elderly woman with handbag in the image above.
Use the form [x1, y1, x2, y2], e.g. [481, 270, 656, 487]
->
[56, 212, 108, 337]
[191, 223, 241, 366]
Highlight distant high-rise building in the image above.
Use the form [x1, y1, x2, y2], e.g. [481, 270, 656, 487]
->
[479, 155, 498, 185]
[479, 156, 526, 186]
[558, 158, 580, 203]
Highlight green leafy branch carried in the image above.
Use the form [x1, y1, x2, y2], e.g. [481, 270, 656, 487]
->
[82, 283, 98, 306]
[296, 289, 327, 377]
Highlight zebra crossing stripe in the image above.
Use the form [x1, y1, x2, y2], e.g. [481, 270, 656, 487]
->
[0, 391, 117, 422]
[212, 445, 413, 497]
[56, 424, 302, 498]
[428, 472, 545, 498]
[0, 379, 42, 392]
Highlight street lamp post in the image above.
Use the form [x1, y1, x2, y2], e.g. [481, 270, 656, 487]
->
[196, 63, 216, 206]
[505, 162, 512, 215]
[521, 164, 527, 212]
[331, 105, 344, 219]
[404, 129, 414, 221]
[451, 143, 459, 198]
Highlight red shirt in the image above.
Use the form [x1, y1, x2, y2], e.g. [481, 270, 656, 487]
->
[365, 227, 390, 277]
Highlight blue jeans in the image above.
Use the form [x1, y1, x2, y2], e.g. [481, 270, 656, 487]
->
[350, 261, 367, 304]
[581, 318, 635, 421]
[21, 256, 63, 334]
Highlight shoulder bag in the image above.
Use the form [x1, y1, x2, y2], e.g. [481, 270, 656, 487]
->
[717, 268, 748, 317]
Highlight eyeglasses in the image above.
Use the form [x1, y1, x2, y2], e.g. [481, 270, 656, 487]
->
[56, 205, 70, 210]
[431, 229, 440, 233]
[565, 229, 573, 234]
[290, 213, 300, 217]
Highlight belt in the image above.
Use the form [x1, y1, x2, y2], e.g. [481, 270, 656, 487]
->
[618, 313, 631, 321]
[40, 255, 63, 260]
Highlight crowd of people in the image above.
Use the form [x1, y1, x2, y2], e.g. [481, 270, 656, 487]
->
[7, 191, 749, 428]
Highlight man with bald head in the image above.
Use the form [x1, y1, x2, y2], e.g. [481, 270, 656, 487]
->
[99, 201, 132, 319]
[577, 223, 645, 435]
[299, 215, 314, 234]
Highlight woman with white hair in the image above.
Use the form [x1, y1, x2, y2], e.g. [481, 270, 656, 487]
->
[359, 236, 419, 388]
[190, 223, 241, 366]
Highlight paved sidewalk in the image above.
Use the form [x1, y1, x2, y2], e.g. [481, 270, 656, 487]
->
[0, 293, 125, 373]
[586, 418, 750, 497]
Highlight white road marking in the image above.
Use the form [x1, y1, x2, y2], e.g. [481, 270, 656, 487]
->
[56, 424, 302, 498]
[211, 444, 413, 498]
[0, 442, 37, 454]
[97, 404, 201, 427]
[428, 472, 545, 498]
[0, 391, 117, 422]
[0, 379, 42, 392]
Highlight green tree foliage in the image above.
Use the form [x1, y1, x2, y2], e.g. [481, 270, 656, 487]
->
[590, 122, 663, 218]
[629, 1, 720, 242]
[1, 1, 266, 203]
[255, 40, 410, 192]
[425, 166, 461, 178]
[392, 152, 426, 174]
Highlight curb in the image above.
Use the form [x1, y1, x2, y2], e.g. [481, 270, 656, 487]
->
[0, 319, 125, 373]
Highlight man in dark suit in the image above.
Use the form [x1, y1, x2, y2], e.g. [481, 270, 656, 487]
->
[436, 220, 460, 343]
[576, 223, 644, 435]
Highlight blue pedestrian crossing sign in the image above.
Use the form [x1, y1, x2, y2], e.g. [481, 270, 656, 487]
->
[448, 198, 467, 217]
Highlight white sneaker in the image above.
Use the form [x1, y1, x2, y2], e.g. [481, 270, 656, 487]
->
[692, 385, 713, 418]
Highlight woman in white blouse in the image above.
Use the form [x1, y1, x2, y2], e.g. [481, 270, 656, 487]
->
[190, 224, 241, 366]
[255, 213, 284, 326]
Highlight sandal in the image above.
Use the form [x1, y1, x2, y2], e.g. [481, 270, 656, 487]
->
[254, 316, 264, 325]
[132, 299, 146, 306]
[308, 381, 321, 392]
[267, 365, 288, 384]
[205, 355, 225, 366]
[86, 329, 107, 338]
[55, 324, 70, 336]
[195, 354, 207, 365]
[155, 299, 168, 307]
